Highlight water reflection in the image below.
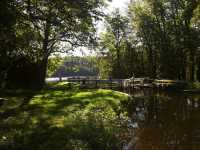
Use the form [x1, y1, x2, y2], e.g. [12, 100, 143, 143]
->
[123, 89, 200, 150]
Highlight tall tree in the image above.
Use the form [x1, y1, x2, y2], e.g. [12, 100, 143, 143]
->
[100, 9, 130, 78]
[0, 0, 17, 88]
[23, 0, 106, 86]
[0, 0, 108, 88]
[130, 0, 200, 80]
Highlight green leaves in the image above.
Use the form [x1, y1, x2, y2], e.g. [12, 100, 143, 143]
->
[0, 0, 109, 88]
[98, 9, 131, 78]
[129, 0, 200, 80]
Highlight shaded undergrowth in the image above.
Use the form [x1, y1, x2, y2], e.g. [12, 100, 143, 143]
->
[0, 83, 129, 150]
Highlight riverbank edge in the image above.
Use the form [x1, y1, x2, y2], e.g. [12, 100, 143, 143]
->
[183, 82, 200, 93]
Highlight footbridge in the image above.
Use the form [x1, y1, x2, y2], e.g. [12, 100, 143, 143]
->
[46, 76, 186, 89]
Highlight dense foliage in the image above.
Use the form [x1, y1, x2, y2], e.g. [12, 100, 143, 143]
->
[0, 0, 107, 89]
[1, 0, 200, 89]
[98, 0, 200, 81]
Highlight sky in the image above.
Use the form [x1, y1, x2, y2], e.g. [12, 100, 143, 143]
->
[69, 0, 130, 57]
[107, 0, 130, 12]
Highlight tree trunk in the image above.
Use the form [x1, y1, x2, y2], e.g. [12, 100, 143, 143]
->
[190, 49, 197, 81]
[148, 46, 155, 78]
[116, 48, 121, 78]
[197, 59, 200, 81]
[37, 19, 51, 88]
[37, 58, 48, 88]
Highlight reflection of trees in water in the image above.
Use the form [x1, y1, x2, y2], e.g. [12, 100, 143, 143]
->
[126, 93, 200, 150]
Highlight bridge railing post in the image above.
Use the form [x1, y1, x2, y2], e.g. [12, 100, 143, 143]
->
[95, 80, 98, 88]
[110, 78, 112, 89]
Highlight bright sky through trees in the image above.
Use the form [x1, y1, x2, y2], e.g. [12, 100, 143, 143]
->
[70, 0, 130, 56]
[108, 0, 130, 12]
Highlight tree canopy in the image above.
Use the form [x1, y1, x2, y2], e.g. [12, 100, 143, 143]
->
[98, 0, 200, 81]
[1, 0, 200, 89]
[0, 0, 108, 89]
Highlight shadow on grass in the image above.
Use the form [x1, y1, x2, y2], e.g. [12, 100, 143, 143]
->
[29, 89, 126, 116]
[0, 88, 128, 150]
[1, 113, 122, 150]
[0, 93, 35, 119]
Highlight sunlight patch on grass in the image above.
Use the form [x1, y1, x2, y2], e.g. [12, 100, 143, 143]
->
[0, 88, 129, 150]
[27, 88, 129, 128]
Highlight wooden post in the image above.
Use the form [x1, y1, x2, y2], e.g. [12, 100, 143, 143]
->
[110, 78, 112, 89]
[59, 76, 62, 82]
[95, 80, 98, 88]
[59, 72, 62, 82]
[120, 80, 123, 90]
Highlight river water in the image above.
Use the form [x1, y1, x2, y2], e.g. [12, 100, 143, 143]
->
[121, 89, 200, 150]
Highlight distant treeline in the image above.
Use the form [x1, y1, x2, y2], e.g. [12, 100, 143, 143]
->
[51, 57, 98, 77]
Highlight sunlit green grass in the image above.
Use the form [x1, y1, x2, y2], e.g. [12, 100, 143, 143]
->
[0, 85, 129, 150]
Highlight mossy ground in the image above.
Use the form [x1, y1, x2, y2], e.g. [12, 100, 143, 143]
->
[0, 82, 129, 150]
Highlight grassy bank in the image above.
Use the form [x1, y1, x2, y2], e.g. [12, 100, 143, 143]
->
[0, 83, 129, 150]
[183, 82, 200, 93]
[186, 82, 200, 89]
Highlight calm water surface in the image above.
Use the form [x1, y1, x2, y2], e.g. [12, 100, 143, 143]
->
[122, 89, 200, 150]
